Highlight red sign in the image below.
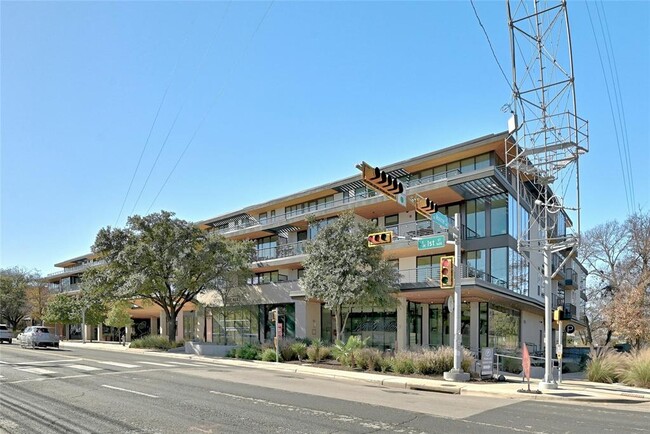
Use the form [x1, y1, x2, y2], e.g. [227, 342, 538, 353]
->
[277, 323, 283, 338]
[522, 344, 531, 380]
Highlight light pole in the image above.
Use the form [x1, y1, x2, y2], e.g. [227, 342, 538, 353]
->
[444, 213, 470, 382]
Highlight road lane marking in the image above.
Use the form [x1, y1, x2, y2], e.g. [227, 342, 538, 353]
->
[11, 358, 82, 365]
[166, 361, 198, 366]
[67, 364, 103, 371]
[101, 384, 158, 398]
[15, 367, 56, 375]
[137, 361, 175, 367]
[96, 361, 140, 368]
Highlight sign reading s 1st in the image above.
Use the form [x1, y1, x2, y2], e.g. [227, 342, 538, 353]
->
[417, 234, 447, 250]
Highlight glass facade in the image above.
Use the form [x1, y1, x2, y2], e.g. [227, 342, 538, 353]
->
[508, 248, 529, 296]
[285, 196, 334, 217]
[324, 306, 397, 350]
[428, 304, 448, 347]
[254, 236, 277, 260]
[508, 194, 530, 240]
[466, 250, 487, 276]
[466, 198, 486, 238]
[183, 313, 196, 341]
[416, 254, 443, 283]
[407, 302, 422, 346]
[490, 194, 508, 236]
[488, 304, 520, 350]
[490, 247, 508, 287]
[211, 305, 260, 345]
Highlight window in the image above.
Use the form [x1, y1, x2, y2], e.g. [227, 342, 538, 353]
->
[255, 236, 278, 260]
[248, 271, 279, 285]
[212, 305, 260, 345]
[509, 194, 530, 240]
[258, 212, 267, 224]
[384, 214, 399, 235]
[416, 254, 443, 283]
[285, 195, 334, 217]
[490, 194, 508, 236]
[307, 216, 338, 239]
[466, 250, 487, 276]
[488, 304, 520, 350]
[508, 248, 529, 296]
[297, 268, 305, 279]
[490, 247, 508, 287]
[466, 199, 486, 238]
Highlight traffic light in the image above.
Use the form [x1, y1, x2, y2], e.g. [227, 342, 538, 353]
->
[440, 256, 454, 289]
[415, 196, 438, 218]
[356, 162, 406, 206]
[271, 308, 278, 323]
[553, 306, 564, 322]
[367, 231, 393, 247]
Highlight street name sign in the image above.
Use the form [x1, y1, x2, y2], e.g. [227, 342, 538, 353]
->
[431, 212, 449, 229]
[417, 234, 447, 250]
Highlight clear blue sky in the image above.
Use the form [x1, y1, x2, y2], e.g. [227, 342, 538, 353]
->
[1, 1, 648, 275]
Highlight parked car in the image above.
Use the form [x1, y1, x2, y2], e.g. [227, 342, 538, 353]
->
[19, 326, 60, 349]
[0, 324, 12, 344]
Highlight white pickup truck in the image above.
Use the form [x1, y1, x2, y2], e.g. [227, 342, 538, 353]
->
[0, 324, 13, 344]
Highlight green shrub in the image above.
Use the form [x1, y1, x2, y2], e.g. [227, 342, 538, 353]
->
[331, 336, 369, 367]
[129, 335, 175, 350]
[354, 348, 382, 371]
[225, 348, 237, 358]
[307, 339, 328, 363]
[279, 340, 297, 361]
[391, 352, 416, 375]
[235, 343, 261, 360]
[501, 355, 522, 374]
[261, 348, 281, 362]
[378, 355, 393, 373]
[619, 348, 650, 388]
[586, 347, 622, 383]
[291, 342, 308, 362]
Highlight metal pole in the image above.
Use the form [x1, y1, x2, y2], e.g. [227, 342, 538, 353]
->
[558, 320, 563, 384]
[453, 212, 462, 372]
[540, 244, 557, 389]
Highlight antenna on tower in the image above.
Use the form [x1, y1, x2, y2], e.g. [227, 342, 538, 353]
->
[505, 0, 589, 390]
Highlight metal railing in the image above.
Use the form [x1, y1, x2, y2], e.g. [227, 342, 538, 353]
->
[494, 351, 560, 382]
[47, 260, 105, 277]
[252, 240, 308, 261]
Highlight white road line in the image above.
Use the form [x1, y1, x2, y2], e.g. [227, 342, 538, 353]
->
[96, 361, 141, 368]
[166, 361, 198, 366]
[101, 385, 158, 398]
[15, 367, 56, 375]
[67, 364, 103, 371]
[137, 361, 175, 367]
[12, 358, 82, 365]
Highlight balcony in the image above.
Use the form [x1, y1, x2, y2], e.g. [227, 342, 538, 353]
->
[47, 260, 105, 278]
[252, 241, 308, 261]
[563, 303, 577, 321]
[564, 268, 578, 289]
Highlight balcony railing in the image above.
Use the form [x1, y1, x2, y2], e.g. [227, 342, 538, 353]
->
[252, 241, 308, 261]
[47, 260, 105, 277]
[212, 166, 474, 235]
[564, 268, 578, 288]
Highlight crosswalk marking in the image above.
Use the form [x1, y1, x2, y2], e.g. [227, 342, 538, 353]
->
[16, 367, 56, 375]
[96, 361, 141, 369]
[137, 361, 175, 367]
[67, 364, 103, 371]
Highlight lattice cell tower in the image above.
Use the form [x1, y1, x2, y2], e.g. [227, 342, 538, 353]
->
[505, 0, 589, 388]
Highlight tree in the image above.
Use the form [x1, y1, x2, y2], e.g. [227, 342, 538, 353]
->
[580, 210, 650, 348]
[26, 282, 50, 325]
[0, 267, 38, 330]
[91, 211, 254, 342]
[104, 301, 134, 330]
[300, 212, 400, 341]
[42, 291, 106, 327]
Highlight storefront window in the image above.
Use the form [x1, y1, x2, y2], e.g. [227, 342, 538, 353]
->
[326, 306, 397, 350]
[488, 304, 520, 350]
[211, 305, 260, 345]
[429, 304, 450, 347]
[183, 312, 196, 341]
[407, 302, 422, 346]
[262, 304, 295, 341]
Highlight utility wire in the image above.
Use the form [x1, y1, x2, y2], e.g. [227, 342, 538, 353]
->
[114, 19, 196, 227]
[146, 1, 275, 213]
[585, 1, 633, 214]
[469, 0, 512, 90]
[597, 1, 636, 209]
[128, 1, 233, 217]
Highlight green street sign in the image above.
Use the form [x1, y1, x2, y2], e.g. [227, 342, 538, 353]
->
[417, 234, 447, 250]
[431, 212, 449, 229]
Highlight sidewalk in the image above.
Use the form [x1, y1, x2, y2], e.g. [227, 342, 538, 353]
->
[61, 341, 650, 404]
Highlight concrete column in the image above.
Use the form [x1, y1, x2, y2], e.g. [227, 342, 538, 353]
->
[149, 317, 158, 336]
[470, 302, 479, 352]
[294, 301, 307, 339]
[177, 312, 184, 341]
[396, 298, 408, 351]
[84, 324, 93, 342]
[159, 313, 167, 337]
[196, 309, 205, 342]
[422, 304, 430, 348]
[96, 326, 102, 342]
[305, 301, 322, 340]
[125, 325, 131, 343]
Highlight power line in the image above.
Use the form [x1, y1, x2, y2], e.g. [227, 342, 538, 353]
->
[114, 19, 197, 227]
[128, 1, 233, 217]
[585, 1, 633, 214]
[469, 0, 511, 90]
[146, 1, 275, 213]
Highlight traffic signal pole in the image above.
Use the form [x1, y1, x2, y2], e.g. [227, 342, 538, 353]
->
[443, 213, 470, 382]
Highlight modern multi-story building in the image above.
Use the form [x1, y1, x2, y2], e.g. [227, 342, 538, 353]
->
[45, 131, 587, 354]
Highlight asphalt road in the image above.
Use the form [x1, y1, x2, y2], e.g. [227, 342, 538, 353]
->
[0, 344, 648, 434]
